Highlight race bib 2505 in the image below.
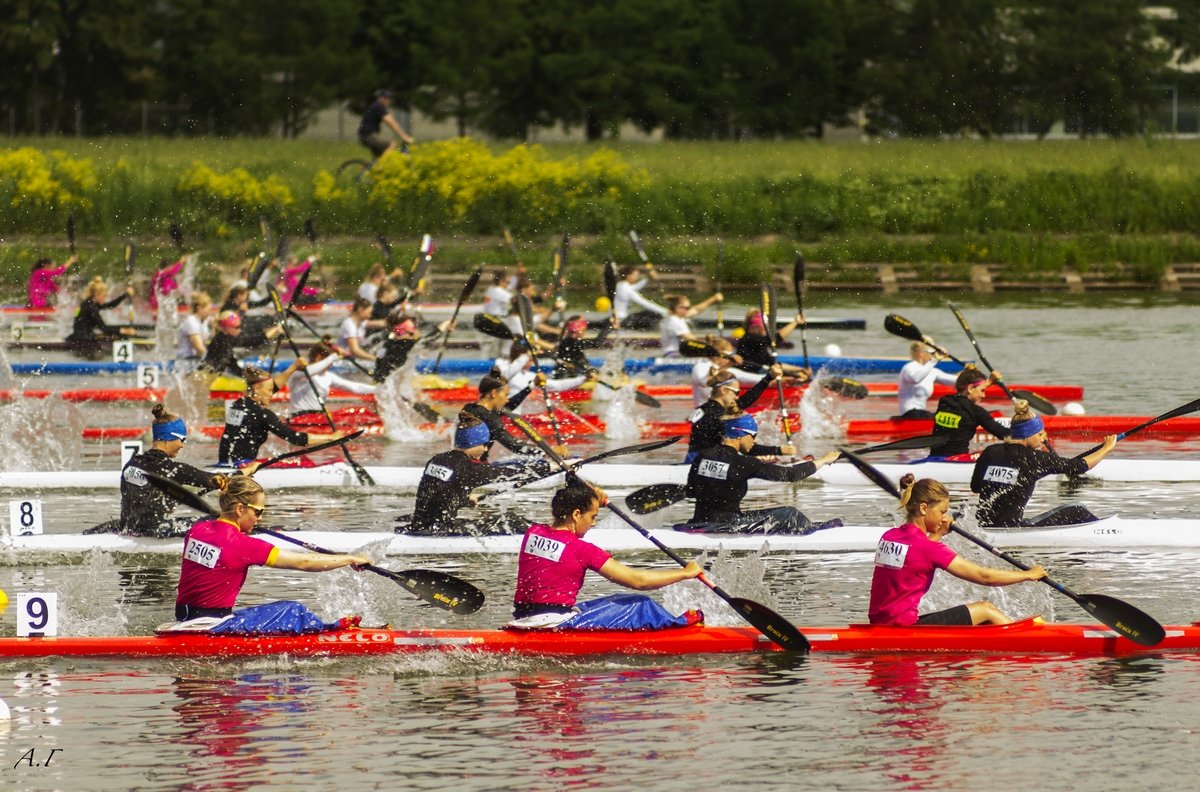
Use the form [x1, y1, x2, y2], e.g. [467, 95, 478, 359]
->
[184, 538, 221, 569]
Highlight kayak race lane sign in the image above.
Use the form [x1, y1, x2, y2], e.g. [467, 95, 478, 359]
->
[16, 592, 57, 637]
[9, 499, 43, 536]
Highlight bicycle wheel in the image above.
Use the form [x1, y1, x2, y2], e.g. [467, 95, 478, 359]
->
[335, 159, 372, 187]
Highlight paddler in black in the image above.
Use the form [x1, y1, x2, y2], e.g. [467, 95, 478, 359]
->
[971, 401, 1118, 527]
[686, 366, 793, 463]
[400, 419, 531, 536]
[218, 365, 334, 468]
[931, 367, 1012, 459]
[734, 309, 812, 381]
[372, 315, 421, 383]
[65, 277, 138, 357]
[459, 371, 569, 462]
[553, 315, 611, 379]
[683, 411, 841, 533]
[88, 405, 225, 537]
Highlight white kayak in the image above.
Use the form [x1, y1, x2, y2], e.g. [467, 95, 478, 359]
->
[0, 457, 1195, 491]
[0, 516, 1195, 555]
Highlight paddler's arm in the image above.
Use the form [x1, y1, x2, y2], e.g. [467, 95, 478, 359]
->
[596, 558, 703, 591]
[266, 547, 370, 571]
[947, 556, 1046, 587]
[736, 364, 782, 410]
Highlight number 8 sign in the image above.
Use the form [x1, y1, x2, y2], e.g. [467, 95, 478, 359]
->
[16, 593, 58, 637]
[9, 499, 43, 536]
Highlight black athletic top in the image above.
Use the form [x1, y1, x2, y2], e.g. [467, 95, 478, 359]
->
[553, 324, 611, 378]
[410, 450, 526, 533]
[67, 294, 128, 341]
[202, 332, 243, 376]
[931, 393, 1011, 456]
[686, 444, 817, 522]
[458, 385, 536, 458]
[970, 442, 1089, 527]
[119, 449, 216, 534]
[218, 396, 309, 465]
[372, 336, 418, 383]
[358, 101, 389, 137]
[734, 333, 778, 370]
[686, 375, 781, 458]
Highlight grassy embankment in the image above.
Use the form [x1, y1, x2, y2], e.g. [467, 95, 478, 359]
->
[1, 137, 1199, 300]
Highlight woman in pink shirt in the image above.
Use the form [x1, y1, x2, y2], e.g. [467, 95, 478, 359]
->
[868, 474, 1047, 627]
[27, 254, 76, 308]
[513, 482, 703, 627]
[175, 477, 369, 622]
[149, 257, 185, 310]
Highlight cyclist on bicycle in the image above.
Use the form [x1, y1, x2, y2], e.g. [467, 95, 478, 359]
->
[358, 89, 414, 158]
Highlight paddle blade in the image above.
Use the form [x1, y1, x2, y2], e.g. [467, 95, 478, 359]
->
[629, 230, 648, 262]
[839, 448, 902, 498]
[259, 215, 272, 248]
[760, 283, 779, 341]
[144, 472, 219, 517]
[580, 436, 680, 465]
[679, 338, 719, 358]
[473, 313, 514, 340]
[792, 254, 805, 296]
[169, 222, 183, 250]
[626, 483, 689, 514]
[408, 399, 443, 423]
[377, 235, 393, 262]
[66, 213, 76, 252]
[604, 259, 618, 303]
[1074, 594, 1164, 646]
[255, 430, 366, 473]
[728, 597, 810, 653]
[516, 293, 536, 338]
[502, 226, 519, 260]
[388, 568, 486, 615]
[247, 252, 269, 291]
[459, 268, 483, 303]
[854, 433, 950, 455]
[822, 376, 868, 399]
[633, 389, 662, 408]
[304, 218, 317, 245]
[883, 314, 925, 343]
[123, 240, 137, 275]
[407, 255, 431, 296]
[1011, 389, 1058, 416]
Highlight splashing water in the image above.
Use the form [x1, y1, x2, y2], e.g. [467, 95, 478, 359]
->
[377, 354, 441, 441]
[153, 291, 181, 365]
[0, 396, 85, 471]
[601, 385, 641, 441]
[797, 376, 845, 440]
[56, 550, 131, 636]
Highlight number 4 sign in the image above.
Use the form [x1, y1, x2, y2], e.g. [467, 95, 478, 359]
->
[9, 499, 43, 536]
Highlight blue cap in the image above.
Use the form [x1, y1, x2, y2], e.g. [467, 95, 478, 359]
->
[723, 412, 758, 439]
[454, 421, 491, 449]
[152, 418, 188, 442]
[1010, 415, 1044, 440]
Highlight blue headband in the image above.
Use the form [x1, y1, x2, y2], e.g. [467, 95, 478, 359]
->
[152, 418, 188, 442]
[1010, 415, 1044, 440]
[454, 421, 491, 449]
[723, 412, 759, 439]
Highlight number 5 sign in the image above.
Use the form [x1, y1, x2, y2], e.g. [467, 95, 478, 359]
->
[16, 593, 58, 637]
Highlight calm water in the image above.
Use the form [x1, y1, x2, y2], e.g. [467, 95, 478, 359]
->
[0, 293, 1199, 790]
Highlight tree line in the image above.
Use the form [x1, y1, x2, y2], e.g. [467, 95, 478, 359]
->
[3, 0, 1198, 140]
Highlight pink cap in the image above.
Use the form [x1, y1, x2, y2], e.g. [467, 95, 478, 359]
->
[217, 311, 242, 330]
[747, 312, 765, 330]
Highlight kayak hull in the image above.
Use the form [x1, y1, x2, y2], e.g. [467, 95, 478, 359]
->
[1, 620, 1196, 659]
[5, 516, 1199, 555]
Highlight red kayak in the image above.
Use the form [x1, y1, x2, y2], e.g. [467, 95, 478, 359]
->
[80, 410, 1200, 443]
[0, 619, 1194, 658]
[420, 382, 1083, 405]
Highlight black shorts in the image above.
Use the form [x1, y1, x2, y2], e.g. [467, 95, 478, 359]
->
[360, 133, 390, 158]
[916, 604, 972, 626]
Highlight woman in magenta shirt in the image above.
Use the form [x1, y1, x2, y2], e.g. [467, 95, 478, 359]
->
[868, 474, 1047, 626]
[176, 477, 369, 622]
[513, 482, 703, 625]
[27, 254, 76, 308]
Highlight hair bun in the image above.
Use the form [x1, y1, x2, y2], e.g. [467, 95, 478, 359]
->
[898, 473, 916, 489]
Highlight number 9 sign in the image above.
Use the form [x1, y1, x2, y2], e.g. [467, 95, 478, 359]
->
[16, 593, 58, 637]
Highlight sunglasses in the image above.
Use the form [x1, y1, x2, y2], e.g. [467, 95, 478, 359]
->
[243, 503, 266, 518]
